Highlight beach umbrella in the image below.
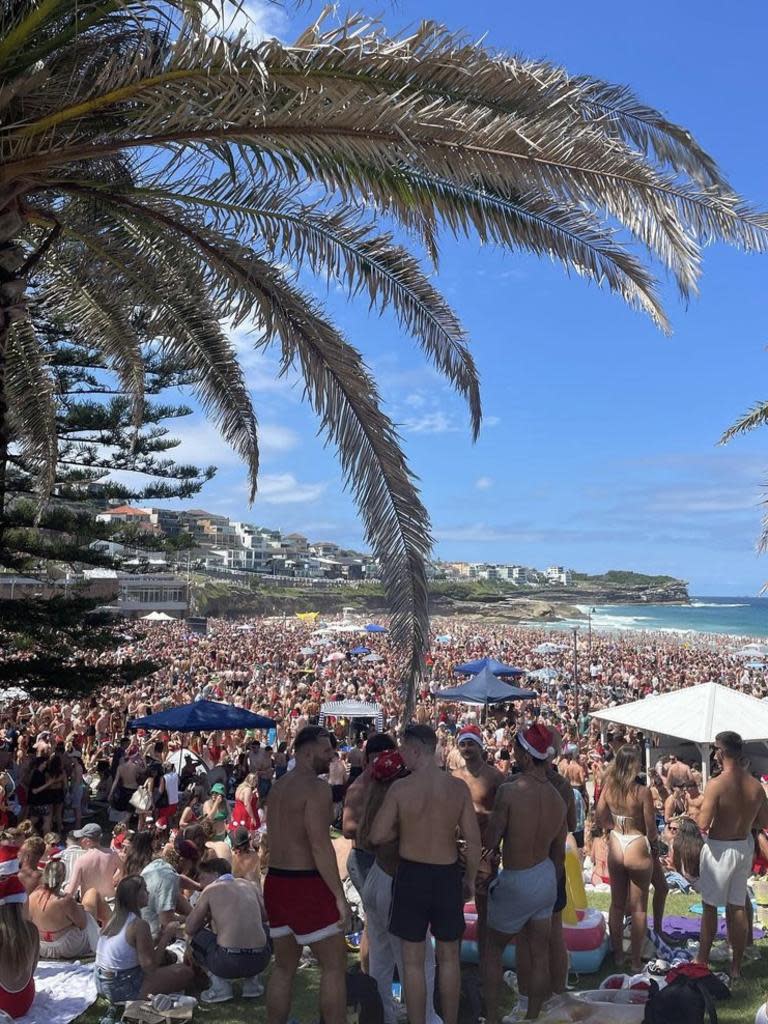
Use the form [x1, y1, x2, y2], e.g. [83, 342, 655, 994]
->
[527, 667, 560, 681]
[534, 642, 567, 655]
[746, 661, 766, 669]
[325, 651, 346, 662]
[300, 646, 316, 656]
[362, 653, 384, 663]
[365, 623, 388, 633]
[454, 657, 525, 677]
[736, 643, 768, 657]
[435, 635, 453, 643]
[236, 624, 255, 631]
[436, 667, 538, 706]
[350, 645, 371, 655]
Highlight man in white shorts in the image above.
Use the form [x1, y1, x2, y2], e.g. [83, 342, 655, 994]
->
[696, 731, 768, 979]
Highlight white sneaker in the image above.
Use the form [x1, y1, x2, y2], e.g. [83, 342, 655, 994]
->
[201, 975, 234, 1003]
[241, 976, 264, 999]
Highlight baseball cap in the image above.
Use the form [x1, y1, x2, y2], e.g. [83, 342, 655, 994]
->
[210, 783, 226, 796]
[231, 827, 251, 850]
[72, 823, 102, 840]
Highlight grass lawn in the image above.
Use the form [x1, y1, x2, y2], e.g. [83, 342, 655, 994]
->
[74, 892, 768, 1023]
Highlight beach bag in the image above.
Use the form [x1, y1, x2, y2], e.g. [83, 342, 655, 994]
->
[129, 787, 152, 813]
[643, 966, 729, 1024]
[318, 967, 383, 1024]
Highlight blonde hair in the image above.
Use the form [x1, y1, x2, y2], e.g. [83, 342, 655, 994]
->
[19, 836, 45, 869]
[604, 745, 642, 804]
[41, 859, 66, 894]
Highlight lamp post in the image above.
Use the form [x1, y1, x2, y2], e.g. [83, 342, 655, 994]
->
[571, 626, 579, 709]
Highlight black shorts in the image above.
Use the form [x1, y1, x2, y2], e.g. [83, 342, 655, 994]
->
[191, 927, 271, 980]
[331, 784, 345, 803]
[553, 872, 567, 914]
[389, 858, 464, 943]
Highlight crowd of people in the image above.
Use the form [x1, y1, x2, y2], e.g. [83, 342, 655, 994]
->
[0, 614, 767, 1022]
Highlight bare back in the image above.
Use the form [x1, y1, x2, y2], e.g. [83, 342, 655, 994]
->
[495, 777, 566, 870]
[205, 878, 266, 947]
[267, 770, 332, 869]
[390, 769, 470, 864]
[702, 767, 768, 840]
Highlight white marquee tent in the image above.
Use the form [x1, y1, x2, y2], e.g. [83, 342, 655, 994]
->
[591, 681, 768, 781]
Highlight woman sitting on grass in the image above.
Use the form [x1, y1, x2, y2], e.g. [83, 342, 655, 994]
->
[94, 875, 192, 1003]
[29, 860, 100, 959]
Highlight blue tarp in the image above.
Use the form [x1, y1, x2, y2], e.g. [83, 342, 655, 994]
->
[129, 700, 276, 732]
[365, 623, 388, 633]
[350, 645, 371, 655]
[454, 657, 525, 677]
[436, 667, 537, 705]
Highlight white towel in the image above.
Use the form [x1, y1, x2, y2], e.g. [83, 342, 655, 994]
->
[18, 960, 97, 1024]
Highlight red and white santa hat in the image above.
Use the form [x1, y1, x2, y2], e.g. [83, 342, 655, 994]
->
[0, 846, 19, 877]
[457, 724, 484, 748]
[0, 874, 26, 906]
[517, 724, 555, 761]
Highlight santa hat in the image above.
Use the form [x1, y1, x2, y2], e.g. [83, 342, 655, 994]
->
[517, 724, 555, 761]
[371, 750, 407, 783]
[0, 875, 26, 906]
[457, 725, 484, 748]
[0, 847, 19, 877]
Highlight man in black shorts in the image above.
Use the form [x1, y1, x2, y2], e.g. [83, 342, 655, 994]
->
[370, 724, 480, 1024]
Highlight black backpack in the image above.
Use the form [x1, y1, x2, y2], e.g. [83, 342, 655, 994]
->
[318, 967, 384, 1024]
[643, 973, 730, 1024]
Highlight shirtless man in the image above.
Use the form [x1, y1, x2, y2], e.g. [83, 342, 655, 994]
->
[483, 725, 567, 1022]
[558, 748, 589, 814]
[665, 754, 694, 789]
[369, 723, 480, 1024]
[264, 726, 349, 1024]
[695, 731, 768, 978]
[230, 827, 262, 886]
[187, 857, 271, 1002]
[450, 725, 503, 957]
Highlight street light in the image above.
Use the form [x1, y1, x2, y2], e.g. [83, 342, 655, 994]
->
[571, 625, 580, 707]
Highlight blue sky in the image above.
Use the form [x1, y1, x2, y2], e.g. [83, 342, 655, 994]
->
[155, 0, 768, 595]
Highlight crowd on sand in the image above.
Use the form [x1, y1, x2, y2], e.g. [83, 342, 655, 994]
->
[0, 616, 768, 1022]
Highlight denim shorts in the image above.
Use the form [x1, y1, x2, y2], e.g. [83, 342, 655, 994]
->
[94, 965, 144, 1003]
[191, 927, 271, 979]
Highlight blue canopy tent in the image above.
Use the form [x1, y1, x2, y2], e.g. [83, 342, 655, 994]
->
[454, 657, 525, 677]
[129, 700, 276, 732]
[365, 623, 388, 633]
[436, 667, 537, 720]
[350, 645, 371, 655]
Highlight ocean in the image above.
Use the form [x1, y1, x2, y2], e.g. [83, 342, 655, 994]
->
[557, 596, 768, 637]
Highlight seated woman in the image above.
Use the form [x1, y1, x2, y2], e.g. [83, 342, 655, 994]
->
[29, 860, 100, 959]
[94, 875, 193, 1003]
[0, 874, 39, 1018]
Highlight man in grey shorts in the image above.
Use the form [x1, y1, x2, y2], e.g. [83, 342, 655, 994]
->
[483, 724, 567, 1022]
[186, 858, 271, 1003]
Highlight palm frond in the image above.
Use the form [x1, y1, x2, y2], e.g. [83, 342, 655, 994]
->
[719, 401, 768, 445]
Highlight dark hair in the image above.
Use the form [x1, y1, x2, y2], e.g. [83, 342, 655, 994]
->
[671, 816, 704, 880]
[364, 734, 396, 762]
[402, 724, 437, 754]
[294, 726, 330, 753]
[715, 731, 742, 759]
[199, 857, 231, 877]
[122, 830, 155, 875]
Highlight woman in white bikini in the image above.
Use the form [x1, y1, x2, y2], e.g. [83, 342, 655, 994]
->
[597, 745, 657, 972]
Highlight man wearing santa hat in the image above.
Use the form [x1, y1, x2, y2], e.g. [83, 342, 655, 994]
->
[450, 724, 503, 959]
[482, 723, 567, 1023]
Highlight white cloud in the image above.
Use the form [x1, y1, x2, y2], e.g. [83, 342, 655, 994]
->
[256, 473, 327, 504]
[484, 415, 501, 428]
[402, 411, 458, 435]
[404, 392, 426, 408]
[168, 419, 299, 469]
[475, 476, 494, 490]
[204, 0, 287, 42]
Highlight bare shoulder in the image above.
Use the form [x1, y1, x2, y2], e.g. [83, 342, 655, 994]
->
[447, 773, 472, 795]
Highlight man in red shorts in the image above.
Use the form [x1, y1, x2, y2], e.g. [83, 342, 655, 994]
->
[264, 726, 350, 1024]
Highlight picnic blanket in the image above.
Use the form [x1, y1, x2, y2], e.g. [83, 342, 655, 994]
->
[17, 960, 97, 1024]
[662, 914, 764, 942]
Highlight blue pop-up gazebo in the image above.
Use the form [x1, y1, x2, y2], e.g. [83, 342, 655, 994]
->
[436, 667, 537, 706]
[454, 657, 525, 677]
[129, 700, 276, 732]
[365, 623, 388, 633]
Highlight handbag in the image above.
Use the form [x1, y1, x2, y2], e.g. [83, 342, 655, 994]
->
[130, 787, 153, 812]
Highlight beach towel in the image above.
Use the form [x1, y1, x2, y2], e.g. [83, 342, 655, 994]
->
[17, 960, 97, 1024]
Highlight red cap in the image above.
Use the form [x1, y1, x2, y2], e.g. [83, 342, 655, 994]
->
[371, 750, 407, 782]
[517, 724, 555, 760]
